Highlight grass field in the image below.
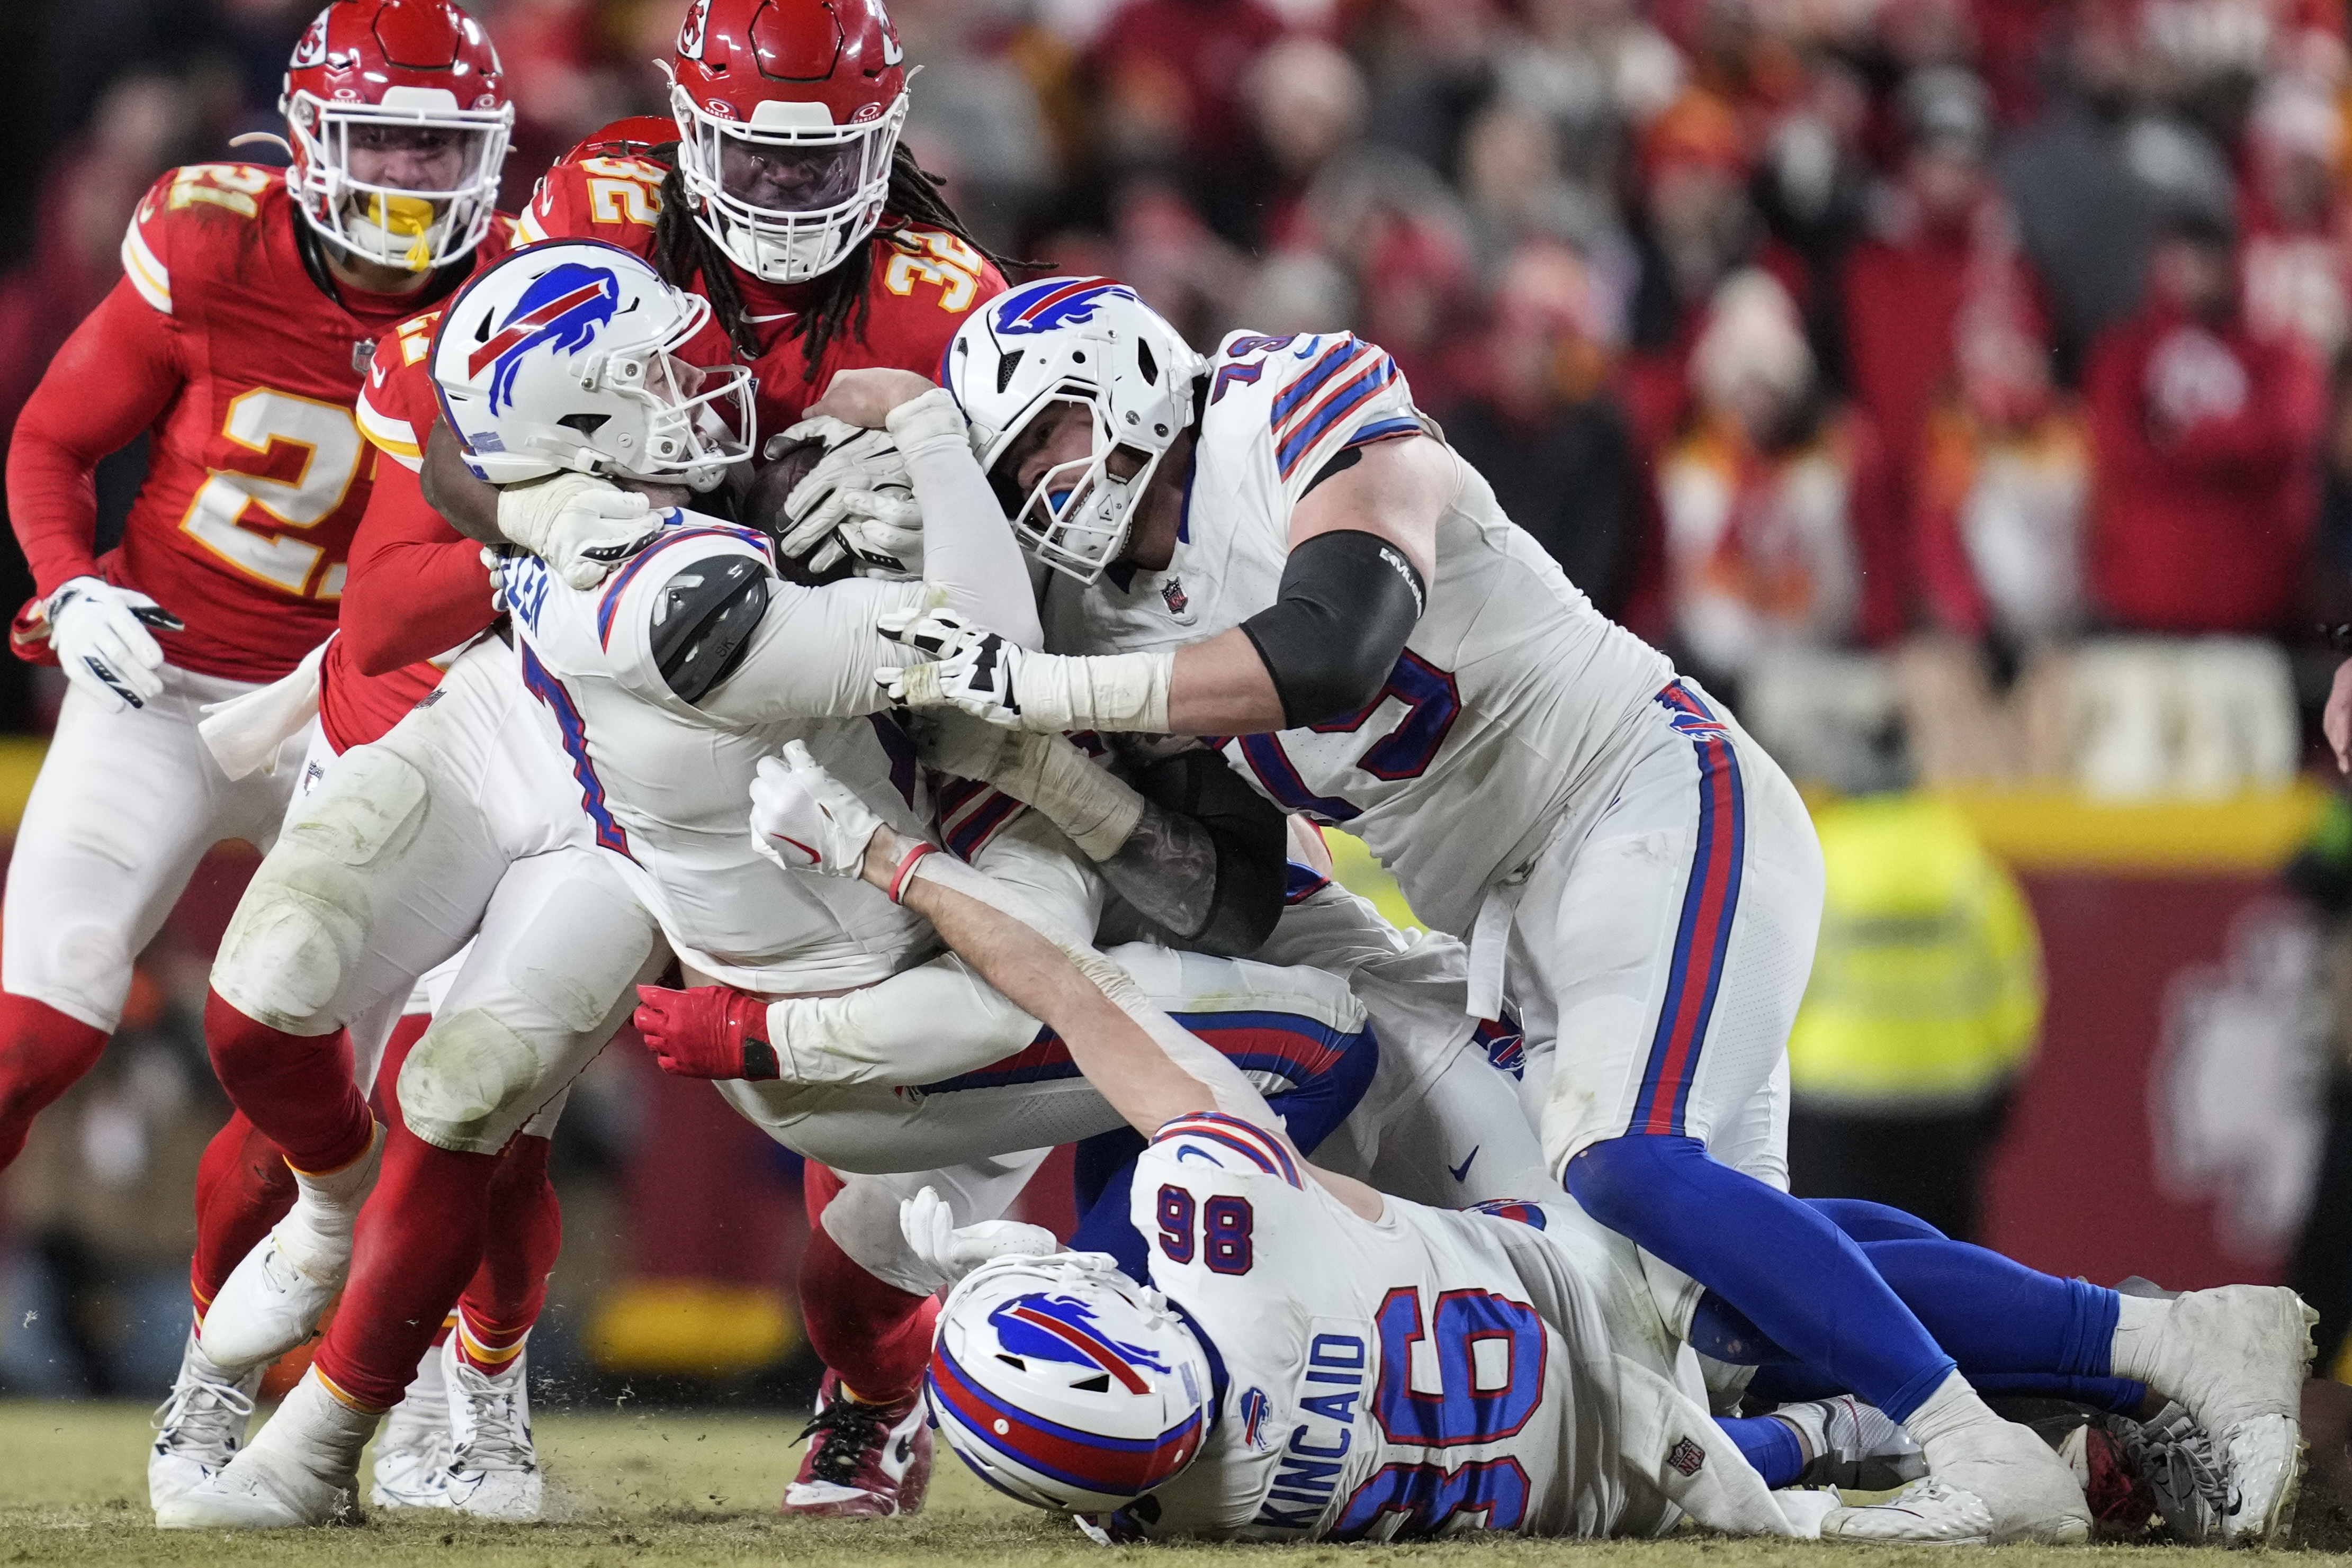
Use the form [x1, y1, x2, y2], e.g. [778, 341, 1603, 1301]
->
[0, 1401, 2346, 1567]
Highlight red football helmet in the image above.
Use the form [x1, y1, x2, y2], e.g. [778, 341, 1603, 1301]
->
[281, 0, 514, 273]
[666, 0, 910, 283]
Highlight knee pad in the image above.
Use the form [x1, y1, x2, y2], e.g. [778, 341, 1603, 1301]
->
[10, 924, 135, 1034]
[399, 1008, 547, 1155]
[212, 749, 430, 1034]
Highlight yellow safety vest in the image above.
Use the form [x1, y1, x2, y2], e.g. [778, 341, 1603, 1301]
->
[1787, 793, 2043, 1111]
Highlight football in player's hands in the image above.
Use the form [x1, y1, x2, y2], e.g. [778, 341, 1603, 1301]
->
[632, 983, 779, 1080]
[769, 417, 921, 578]
[749, 739, 887, 876]
[899, 1184, 1060, 1291]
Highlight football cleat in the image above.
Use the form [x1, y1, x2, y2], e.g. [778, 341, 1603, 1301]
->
[439, 1338, 543, 1521]
[2120, 1284, 2315, 1546]
[2079, 1402, 2229, 1543]
[370, 1341, 453, 1510]
[198, 1233, 343, 1371]
[156, 1368, 374, 1530]
[1832, 1413, 2090, 1545]
[782, 1371, 932, 1518]
[149, 1331, 263, 1510]
[1820, 1476, 1998, 1544]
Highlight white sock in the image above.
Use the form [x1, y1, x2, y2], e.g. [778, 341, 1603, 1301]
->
[1772, 1402, 1828, 1463]
[1902, 1369, 2002, 1458]
[2106, 1293, 2171, 1384]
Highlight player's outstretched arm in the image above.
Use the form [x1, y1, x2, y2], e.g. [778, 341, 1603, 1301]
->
[924, 717, 1286, 955]
[420, 417, 504, 544]
[882, 435, 1451, 738]
[747, 742, 1383, 1217]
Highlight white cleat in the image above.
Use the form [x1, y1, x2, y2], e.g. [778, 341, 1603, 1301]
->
[149, 1330, 263, 1510]
[1821, 1476, 1997, 1544]
[371, 1340, 454, 1510]
[1834, 1414, 2090, 1545]
[439, 1337, 542, 1521]
[198, 1125, 384, 1370]
[199, 1233, 343, 1371]
[2117, 1284, 2317, 1546]
[156, 1368, 376, 1530]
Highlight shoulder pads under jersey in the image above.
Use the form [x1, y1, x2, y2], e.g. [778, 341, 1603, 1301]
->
[651, 552, 769, 704]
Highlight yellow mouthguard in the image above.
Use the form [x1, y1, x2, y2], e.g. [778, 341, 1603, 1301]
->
[365, 193, 438, 271]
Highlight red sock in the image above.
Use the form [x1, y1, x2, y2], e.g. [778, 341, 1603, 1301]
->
[188, 1111, 296, 1317]
[0, 992, 109, 1170]
[309, 1122, 497, 1412]
[452, 1134, 560, 1375]
[798, 1194, 938, 1405]
[203, 989, 373, 1173]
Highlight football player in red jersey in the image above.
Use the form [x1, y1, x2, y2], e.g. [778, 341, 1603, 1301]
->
[404, 0, 1007, 1520]
[0, 0, 516, 1511]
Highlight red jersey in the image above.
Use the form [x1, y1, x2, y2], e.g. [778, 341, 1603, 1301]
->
[514, 121, 1006, 436]
[327, 305, 498, 752]
[5, 166, 511, 682]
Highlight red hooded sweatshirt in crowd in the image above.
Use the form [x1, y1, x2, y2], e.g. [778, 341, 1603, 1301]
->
[2081, 301, 2324, 633]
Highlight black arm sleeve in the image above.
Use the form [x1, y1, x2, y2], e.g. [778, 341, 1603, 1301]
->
[1106, 749, 1290, 957]
[651, 554, 770, 704]
[1237, 528, 1426, 727]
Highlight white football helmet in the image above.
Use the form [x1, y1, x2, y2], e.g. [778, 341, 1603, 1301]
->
[924, 1252, 1213, 1514]
[432, 239, 755, 489]
[943, 276, 1207, 583]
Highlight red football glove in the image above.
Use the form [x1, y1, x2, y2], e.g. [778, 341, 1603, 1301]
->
[633, 983, 779, 1080]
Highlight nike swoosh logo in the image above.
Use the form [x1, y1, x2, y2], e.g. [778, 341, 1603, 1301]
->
[1449, 1148, 1478, 1183]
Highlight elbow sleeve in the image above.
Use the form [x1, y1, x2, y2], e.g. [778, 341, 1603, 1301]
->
[1237, 529, 1426, 727]
[1134, 749, 1289, 956]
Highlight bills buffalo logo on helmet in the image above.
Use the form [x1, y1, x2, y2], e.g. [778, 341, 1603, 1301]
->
[993, 277, 1141, 337]
[469, 262, 620, 412]
[987, 1294, 1172, 1389]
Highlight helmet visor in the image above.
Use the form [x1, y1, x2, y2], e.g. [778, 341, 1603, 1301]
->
[717, 138, 867, 215]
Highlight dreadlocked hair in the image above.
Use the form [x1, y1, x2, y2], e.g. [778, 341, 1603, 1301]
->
[649, 141, 1013, 380]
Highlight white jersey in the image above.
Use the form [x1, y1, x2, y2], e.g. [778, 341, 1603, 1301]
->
[1042, 332, 1674, 935]
[502, 513, 937, 992]
[1123, 1113, 1773, 1543]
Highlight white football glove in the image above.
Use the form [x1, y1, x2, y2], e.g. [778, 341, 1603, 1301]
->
[749, 739, 886, 877]
[47, 576, 180, 712]
[876, 609, 1173, 735]
[899, 1185, 1060, 1293]
[494, 472, 662, 590]
[773, 417, 923, 578]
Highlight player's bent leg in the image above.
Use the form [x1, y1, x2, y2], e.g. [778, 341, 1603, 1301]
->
[0, 995, 108, 1170]
[0, 670, 295, 1170]
[189, 1110, 299, 1320]
[784, 1156, 1049, 1518]
[435, 1133, 563, 1522]
[1538, 702, 2085, 1545]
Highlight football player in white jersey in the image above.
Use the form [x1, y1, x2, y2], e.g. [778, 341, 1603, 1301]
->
[753, 745, 2313, 1548]
[857, 278, 2315, 1545]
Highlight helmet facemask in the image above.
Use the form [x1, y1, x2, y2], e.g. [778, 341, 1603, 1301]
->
[668, 70, 907, 285]
[991, 393, 1173, 584]
[287, 86, 510, 272]
[595, 319, 757, 491]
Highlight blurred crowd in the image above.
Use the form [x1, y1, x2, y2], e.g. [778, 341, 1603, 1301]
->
[8, 0, 2352, 787]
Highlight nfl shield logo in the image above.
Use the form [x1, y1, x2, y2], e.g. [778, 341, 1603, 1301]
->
[1667, 1437, 1706, 1477]
[1160, 577, 1190, 619]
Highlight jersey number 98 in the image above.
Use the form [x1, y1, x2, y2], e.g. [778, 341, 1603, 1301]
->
[1155, 1184, 1253, 1275]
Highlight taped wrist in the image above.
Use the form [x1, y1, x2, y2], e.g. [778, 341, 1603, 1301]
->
[1019, 648, 1173, 733]
[1009, 734, 1145, 860]
[1238, 529, 1425, 727]
[883, 386, 970, 461]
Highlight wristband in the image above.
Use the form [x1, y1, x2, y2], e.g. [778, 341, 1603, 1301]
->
[887, 840, 936, 904]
